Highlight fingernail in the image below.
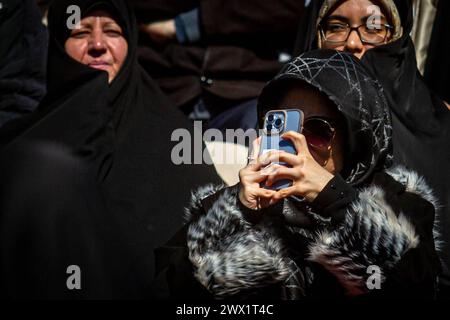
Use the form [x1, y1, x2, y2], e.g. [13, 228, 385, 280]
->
[262, 158, 271, 166]
[261, 164, 277, 176]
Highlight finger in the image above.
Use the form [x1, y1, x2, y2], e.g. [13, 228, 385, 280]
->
[248, 137, 262, 165]
[253, 188, 277, 199]
[260, 163, 289, 176]
[263, 152, 302, 167]
[242, 171, 269, 184]
[242, 158, 266, 174]
[265, 167, 298, 187]
[255, 188, 279, 210]
[271, 187, 298, 203]
[282, 131, 311, 156]
[259, 163, 281, 176]
[265, 174, 293, 188]
[258, 149, 285, 166]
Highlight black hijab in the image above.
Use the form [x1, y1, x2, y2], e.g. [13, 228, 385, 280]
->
[258, 49, 392, 187]
[0, 0, 47, 127]
[0, 0, 219, 298]
[424, 0, 450, 104]
[295, 0, 450, 293]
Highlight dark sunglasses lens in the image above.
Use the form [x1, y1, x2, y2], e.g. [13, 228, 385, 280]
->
[303, 119, 334, 149]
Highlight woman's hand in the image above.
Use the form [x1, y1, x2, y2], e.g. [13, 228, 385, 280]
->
[139, 20, 176, 44]
[263, 131, 334, 203]
[238, 137, 278, 210]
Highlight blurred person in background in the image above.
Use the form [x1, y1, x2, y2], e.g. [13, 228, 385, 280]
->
[0, 0, 47, 128]
[130, 0, 305, 134]
[422, 0, 450, 108]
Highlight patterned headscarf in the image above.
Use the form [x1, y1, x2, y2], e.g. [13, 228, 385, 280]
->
[316, 0, 403, 46]
[257, 50, 392, 186]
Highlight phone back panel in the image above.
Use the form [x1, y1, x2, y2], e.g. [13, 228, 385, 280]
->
[260, 109, 303, 190]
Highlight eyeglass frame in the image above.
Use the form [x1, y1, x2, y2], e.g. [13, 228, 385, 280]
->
[319, 21, 394, 45]
[302, 117, 339, 150]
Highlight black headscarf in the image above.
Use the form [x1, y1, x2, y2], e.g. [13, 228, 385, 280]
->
[258, 49, 392, 187]
[0, 0, 47, 127]
[424, 0, 450, 103]
[0, 0, 219, 298]
[295, 0, 450, 293]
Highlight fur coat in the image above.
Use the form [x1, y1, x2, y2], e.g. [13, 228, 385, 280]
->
[153, 166, 441, 300]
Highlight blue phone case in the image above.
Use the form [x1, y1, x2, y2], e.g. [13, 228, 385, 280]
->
[260, 109, 304, 190]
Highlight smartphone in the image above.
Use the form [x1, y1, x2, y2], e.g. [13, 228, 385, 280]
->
[259, 109, 304, 190]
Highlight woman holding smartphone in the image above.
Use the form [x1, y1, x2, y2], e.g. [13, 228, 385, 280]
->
[153, 50, 441, 300]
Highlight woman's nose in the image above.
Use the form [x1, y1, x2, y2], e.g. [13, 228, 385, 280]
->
[344, 30, 365, 59]
[88, 31, 107, 55]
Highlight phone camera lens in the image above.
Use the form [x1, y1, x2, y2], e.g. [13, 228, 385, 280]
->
[267, 114, 274, 123]
[267, 124, 273, 131]
[275, 118, 282, 127]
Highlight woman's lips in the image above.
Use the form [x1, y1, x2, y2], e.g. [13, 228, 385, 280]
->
[89, 61, 111, 71]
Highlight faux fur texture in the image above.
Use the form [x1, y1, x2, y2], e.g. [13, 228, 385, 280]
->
[186, 166, 435, 298]
[184, 183, 226, 223]
[186, 185, 304, 299]
[308, 185, 419, 295]
[385, 165, 442, 251]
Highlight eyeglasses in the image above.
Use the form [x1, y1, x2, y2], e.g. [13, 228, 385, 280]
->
[303, 117, 337, 151]
[319, 21, 393, 45]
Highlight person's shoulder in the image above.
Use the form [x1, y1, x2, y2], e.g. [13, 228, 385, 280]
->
[184, 183, 230, 222]
[383, 165, 439, 209]
[370, 166, 438, 227]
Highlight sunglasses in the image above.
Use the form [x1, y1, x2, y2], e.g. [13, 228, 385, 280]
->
[302, 117, 337, 151]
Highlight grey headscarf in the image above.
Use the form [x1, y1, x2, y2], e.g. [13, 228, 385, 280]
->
[258, 50, 392, 186]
